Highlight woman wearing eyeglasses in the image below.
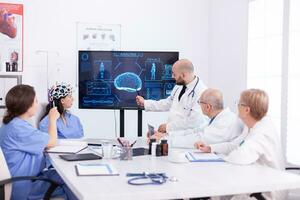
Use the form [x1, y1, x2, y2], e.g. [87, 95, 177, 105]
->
[195, 89, 285, 200]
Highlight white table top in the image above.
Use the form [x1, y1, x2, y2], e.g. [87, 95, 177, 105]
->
[49, 151, 300, 200]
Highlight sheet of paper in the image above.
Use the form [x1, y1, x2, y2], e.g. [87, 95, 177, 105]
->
[57, 139, 87, 146]
[89, 146, 103, 156]
[46, 139, 88, 153]
[46, 145, 87, 154]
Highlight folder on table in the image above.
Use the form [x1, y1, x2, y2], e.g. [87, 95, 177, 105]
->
[75, 163, 119, 176]
[59, 153, 102, 161]
[185, 152, 224, 162]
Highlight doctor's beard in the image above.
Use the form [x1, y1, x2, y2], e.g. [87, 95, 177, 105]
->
[175, 77, 185, 85]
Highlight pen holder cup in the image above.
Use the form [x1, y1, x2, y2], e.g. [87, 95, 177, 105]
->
[120, 146, 133, 160]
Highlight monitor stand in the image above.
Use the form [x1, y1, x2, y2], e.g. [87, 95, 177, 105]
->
[120, 109, 143, 137]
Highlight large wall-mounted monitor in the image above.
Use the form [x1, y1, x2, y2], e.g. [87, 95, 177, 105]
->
[78, 50, 179, 109]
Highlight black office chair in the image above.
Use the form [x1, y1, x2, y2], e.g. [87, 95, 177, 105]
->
[249, 193, 266, 200]
[286, 167, 300, 171]
[0, 148, 62, 200]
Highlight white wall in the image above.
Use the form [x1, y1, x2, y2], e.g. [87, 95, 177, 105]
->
[0, 0, 212, 138]
[208, 0, 249, 112]
[0, 0, 249, 139]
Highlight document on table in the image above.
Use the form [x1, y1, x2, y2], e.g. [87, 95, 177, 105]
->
[185, 152, 224, 162]
[88, 146, 103, 156]
[46, 140, 88, 154]
[75, 163, 119, 176]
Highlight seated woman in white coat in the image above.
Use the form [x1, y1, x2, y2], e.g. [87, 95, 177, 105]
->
[151, 88, 243, 148]
[195, 89, 285, 200]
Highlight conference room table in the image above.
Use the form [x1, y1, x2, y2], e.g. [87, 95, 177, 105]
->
[48, 146, 300, 200]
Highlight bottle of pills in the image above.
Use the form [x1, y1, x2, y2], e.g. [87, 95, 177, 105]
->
[156, 143, 162, 157]
[161, 139, 168, 156]
[151, 142, 157, 157]
[149, 138, 156, 155]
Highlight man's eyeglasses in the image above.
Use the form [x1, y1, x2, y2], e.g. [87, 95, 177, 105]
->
[235, 101, 248, 107]
[197, 100, 208, 105]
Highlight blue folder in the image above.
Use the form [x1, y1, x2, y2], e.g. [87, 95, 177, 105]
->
[186, 152, 224, 162]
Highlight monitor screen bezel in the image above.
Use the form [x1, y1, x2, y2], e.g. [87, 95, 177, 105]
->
[78, 50, 179, 110]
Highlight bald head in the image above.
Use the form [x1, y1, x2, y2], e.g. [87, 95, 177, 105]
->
[173, 59, 194, 74]
[200, 88, 224, 110]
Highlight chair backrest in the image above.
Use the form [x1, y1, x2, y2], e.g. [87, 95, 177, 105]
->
[0, 148, 12, 200]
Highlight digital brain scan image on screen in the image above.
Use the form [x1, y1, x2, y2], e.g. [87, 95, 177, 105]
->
[78, 51, 179, 109]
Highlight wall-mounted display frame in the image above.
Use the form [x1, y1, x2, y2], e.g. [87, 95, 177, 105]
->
[0, 75, 22, 108]
[76, 22, 121, 51]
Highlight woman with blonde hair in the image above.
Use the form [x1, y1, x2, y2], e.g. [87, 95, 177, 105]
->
[195, 89, 285, 200]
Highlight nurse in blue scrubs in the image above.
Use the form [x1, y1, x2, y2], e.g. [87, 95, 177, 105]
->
[0, 84, 76, 200]
[39, 83, 84, 139]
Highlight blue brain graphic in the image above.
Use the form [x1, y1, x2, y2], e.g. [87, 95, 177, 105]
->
[114, 72, 142, 92]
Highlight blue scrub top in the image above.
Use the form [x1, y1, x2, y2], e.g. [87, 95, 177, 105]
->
[39, 112, 84, 139]
[0, 117, 49, 200]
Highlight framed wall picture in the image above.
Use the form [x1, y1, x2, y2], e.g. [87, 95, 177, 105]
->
[0, 75, 22, 108]
[77, 22, 121, 51]
[0, 3, 24, 72]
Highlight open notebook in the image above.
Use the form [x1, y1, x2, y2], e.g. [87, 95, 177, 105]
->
[46, 140, 88, 154]
[75, 163, 119, 176]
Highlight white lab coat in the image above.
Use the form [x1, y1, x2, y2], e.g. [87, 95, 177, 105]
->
[168, 108, 244, 148]
[210, 116, 286, 200]
[144, 76, 208, 132]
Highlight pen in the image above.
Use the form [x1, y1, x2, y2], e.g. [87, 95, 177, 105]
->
[76, 146, 88, 154]
[239, 140, 245, 146]
[117, 138, 124, 147]
[130, 140, 137, 147]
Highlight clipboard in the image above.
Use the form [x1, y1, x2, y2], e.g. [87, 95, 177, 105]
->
[148, 124, 155, 136]
[185, 152, 224, 162]
[75, 163, 119, 176]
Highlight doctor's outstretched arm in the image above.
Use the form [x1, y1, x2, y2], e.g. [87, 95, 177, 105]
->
[167, 100, 208, 132]
[136, 95, 145, 108]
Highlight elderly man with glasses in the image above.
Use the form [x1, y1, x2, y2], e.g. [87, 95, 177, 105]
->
[150, 88, 243, 148]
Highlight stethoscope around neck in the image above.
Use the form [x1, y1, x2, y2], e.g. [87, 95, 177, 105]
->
[171, 76, 199, 100]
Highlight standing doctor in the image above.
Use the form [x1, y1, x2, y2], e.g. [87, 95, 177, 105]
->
[136, 59, 208, 133]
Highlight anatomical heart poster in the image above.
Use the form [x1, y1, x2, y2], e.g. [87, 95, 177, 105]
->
[0, 3, 23, 72]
